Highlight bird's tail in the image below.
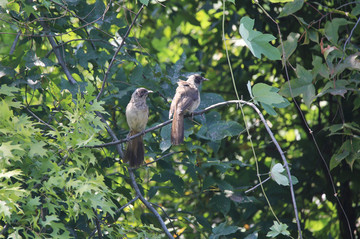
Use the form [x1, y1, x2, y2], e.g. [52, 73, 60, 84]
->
[171, 110, 184, 145]
[125, 131, 144, 167]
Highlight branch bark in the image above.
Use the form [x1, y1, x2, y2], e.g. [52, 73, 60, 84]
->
[129, 168, 174, 239]
[39, 18, 77, 85]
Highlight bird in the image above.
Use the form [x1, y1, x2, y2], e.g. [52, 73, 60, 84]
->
[125, 88, 152, 167]
[169, 74, 208, 145]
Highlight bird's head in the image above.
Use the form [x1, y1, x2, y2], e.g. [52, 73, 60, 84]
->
[132, 88, 153, 100]
[186, 74, 209, 87]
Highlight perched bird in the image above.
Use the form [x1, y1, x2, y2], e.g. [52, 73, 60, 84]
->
[169, 74, 208, 145]
[125, 88, 152, 167]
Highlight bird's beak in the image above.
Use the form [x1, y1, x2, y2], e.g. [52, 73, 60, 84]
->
[147, 90, 154, 94]
[202, 78, 209, 81]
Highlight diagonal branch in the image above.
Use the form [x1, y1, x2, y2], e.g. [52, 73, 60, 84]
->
[96, 4, 145, 101]
[129, 168, 174, 239]
[39, 18, 77, 85]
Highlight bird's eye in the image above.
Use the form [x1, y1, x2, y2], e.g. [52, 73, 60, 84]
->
[138, 89, 146, 97]
[195, 76, 202, 84]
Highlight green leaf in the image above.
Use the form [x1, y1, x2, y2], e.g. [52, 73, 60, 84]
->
[334, 53, 360, 75]
[205, 121, 244, 141]
[260, 102, 278, 116]
[41, 214, 59, 227]
[139, 0, 149, 6]
[324, 18, 349, 45]
[210, 222, 238, 239]
[266, 221, 290, 237]
[168, 53, 186, 84]
[0, 85, 19, 96]
[160, 124, 171, 152]
[253, 83, 285, 105]
[0, 169, 23, 180]
[195, 215, 212, 231]
[280, 32, 299, 59]
[210, 195, 231, 215]
[317, 80, 350, 98]
[0, 141, 23, 159]
[270, 163, 289, 186]
[0, 201, 12, 219]
[351, 4, 360, 16]
[279, 64, 315, 107]
[151, 170, 184, 195]
[29, 141, 47, 158]
[130, 64, 144, 84]
[312, 55, 329, 79]
[330, 149, 349, 171]
[239, 17, 281, 60]
[278, 0, 304, 18]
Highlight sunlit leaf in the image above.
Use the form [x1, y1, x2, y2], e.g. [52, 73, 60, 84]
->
[239, 17, 281, 60]
[266, 221, 290, 237]
[278, 0, 304, 17]
[270, 163, 289, 186]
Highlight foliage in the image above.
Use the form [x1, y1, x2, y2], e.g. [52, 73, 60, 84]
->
[0, 0, 359, 238]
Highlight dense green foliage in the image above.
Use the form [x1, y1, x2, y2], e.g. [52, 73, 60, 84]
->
[0, 0, 359, 238]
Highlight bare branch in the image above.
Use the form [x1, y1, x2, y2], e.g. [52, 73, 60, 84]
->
[151, 202, 179, 238]
[24, 106, 56, 131]
[129, 168, 174, 239]
[39, 19, 77, 85]
[95, 111, 124, 158]
[9, 30, 21, 55]
[143, 151, 184, 167]
[245, 176, 271, 194]
[93, 209, 103, 239]
[96, 4, 145, 101]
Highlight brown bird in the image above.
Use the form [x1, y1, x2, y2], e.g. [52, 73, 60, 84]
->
[169, 74, 208, 145]
[125, 88, 152, 167]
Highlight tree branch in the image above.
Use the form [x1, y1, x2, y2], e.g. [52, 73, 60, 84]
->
[96, 4, 145, 101]
[9, 30, 21, 55]
[39, 19, 77, 85]
[93, 208, 103, 239]
[129, 168, 174, 239]
[245, 176, 271, 194]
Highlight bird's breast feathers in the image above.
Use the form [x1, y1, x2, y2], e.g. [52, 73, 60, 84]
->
[126, 105, 149, 131]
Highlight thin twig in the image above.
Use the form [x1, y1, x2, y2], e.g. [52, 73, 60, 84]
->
[96, 4, 145, 101]
[143, 151, 184, 167]
[39, 18, 77, 85]
[151, 202, 179, 238]
[93, 208, 103, 239]
[129, 168, 174, 239]
[245, 176, 271, 194]
[9, 30, 21, 55]
[115, 195, 139, 215]
[88, 195, 140, 238]
[95, 111, 124, 158]
[24, 106, 56, 131]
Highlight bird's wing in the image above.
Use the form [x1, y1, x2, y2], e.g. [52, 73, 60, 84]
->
[176, 83, 199, 114]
